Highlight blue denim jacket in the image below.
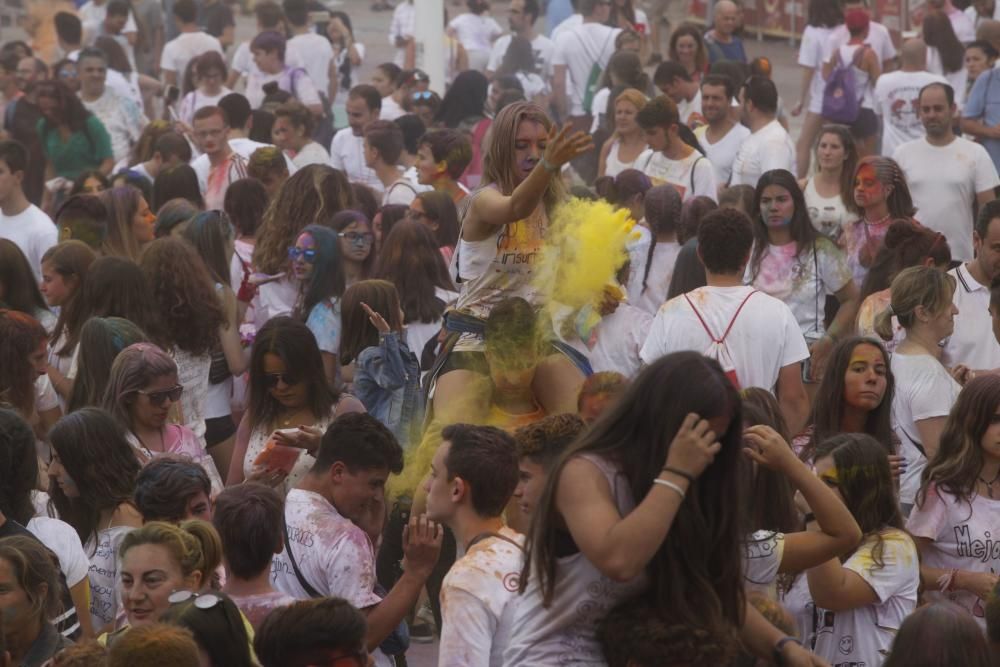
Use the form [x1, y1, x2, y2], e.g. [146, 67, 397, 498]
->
[354, 331, 423, 449]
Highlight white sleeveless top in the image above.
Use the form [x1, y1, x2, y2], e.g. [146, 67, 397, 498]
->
[803, 177, 850, 238]
[243, 410, 336, 496]
[838, 44, 874, 110]
[503, 454, 649, 665]
[604, 138, 644, 178]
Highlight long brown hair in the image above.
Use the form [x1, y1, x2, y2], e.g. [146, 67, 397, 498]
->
[814, 124, 858, 213]
[0, 310, 47, 417]
[98, 185, 146, 261]
[373, 221, 455, 325]
[522, 352, 747, 642]
[43, 241, 97, 352]
[339, 280, 404, 365]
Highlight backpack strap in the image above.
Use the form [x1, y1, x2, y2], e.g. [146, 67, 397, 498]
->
[683, 289, 757, 343]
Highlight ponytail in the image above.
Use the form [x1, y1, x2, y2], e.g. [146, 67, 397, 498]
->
[873, 306, 896, 341]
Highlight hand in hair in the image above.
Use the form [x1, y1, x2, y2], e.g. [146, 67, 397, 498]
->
[663, 413, 723, 479]
[742, 425, 799, 473]
[401, 514, 443, 578]
[544, 122, 595, 169]
[361, 301, 392, 335]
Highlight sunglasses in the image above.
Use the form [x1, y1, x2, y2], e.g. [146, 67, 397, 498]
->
[264, 372, 300, 388]
[339, 231, 374, 246]
[168, 590, 222, 609]
[288, 246, 317, 263]
[412, 91, 435, 101]
[137, 385, 183, 407]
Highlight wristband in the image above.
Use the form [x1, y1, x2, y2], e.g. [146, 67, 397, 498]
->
[773, 636, 802, 665]
[652, 478, 685, 500]
[803, 512, 816, 524]
[661, 466, 696, 484]
[540, 157, 560, 173]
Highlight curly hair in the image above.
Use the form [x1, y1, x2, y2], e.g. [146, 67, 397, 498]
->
[254, 164, 352, 274]
[48, 408, 141, 550]
[134, 456, 212, 523]
[139, 237, 225, 355]
[513, 413, 585, 467]
[0, 309, 47, 416]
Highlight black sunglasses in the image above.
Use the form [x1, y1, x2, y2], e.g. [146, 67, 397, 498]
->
[137, 385, 183, 407]
[264, 372, 301, 388]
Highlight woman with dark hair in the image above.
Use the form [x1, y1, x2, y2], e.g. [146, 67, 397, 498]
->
[96, 185, 156, 261]
[66, 317, 149, 413]
[154, 198, 199, 238]
[908, 375, 1000, 628]
[41, 241, 97, 402]
[884, 602, 993, 667]
[839, 156, 917, 289]
[374, 220, 458, 361]
[626, 184, 683, 315]
[0, 309, 55, 431]
[791, 0, 844, 177]
[329, 209, 376, 285]
[749, 169, 859, 383]
[152, 165, 205, 212]
[139, 238, 226, 447]
[289, 224, 346, 385]
[669, 24, 710, 83]
[178, 51, 232, 126]
[593, 51, 651, 133]
[162, 591, 255, 667]
[224, 178, 268, 322]
[272, 100, 328, 169]
[52, 59, 80, 95]
[964, 40, 998, 102]
[496, 36, 548, 107]
[69, 170, 109, 197]
[436, 70, 491, 189]
[373, 204, 408, 248]
[805, 434, 919, 666]
[408, 190, 460, 260]
[925, 13, 968, 107]
[857, 220, 951, 350]
[0, 238, 52, 329]
[47, 408, 143, 633]
[677, 194, 717, 244]
[327, 12, 364, 108]
[225, 317, 364, 492]
[801, 124, 857, 238]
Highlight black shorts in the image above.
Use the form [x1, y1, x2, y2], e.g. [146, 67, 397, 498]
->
[204, 416, 236, 448]
[849, 108, 879, 140]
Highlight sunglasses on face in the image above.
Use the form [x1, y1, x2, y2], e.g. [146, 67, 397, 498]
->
[288, 246, 317, 262]
[412, 91, 435, 101]
[264, 372, 301, 388]
[339, 231, 374, 246]
[137, 385, 183, 406]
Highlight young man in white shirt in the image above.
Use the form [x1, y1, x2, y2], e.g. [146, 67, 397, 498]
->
[873, 37, 947, 157]
[693, 74, 750, 188]
[893, 82, 1000, 262]
[160, 0, 223, 89]
[945, 199, 1000, 373]
[77, 49, 145, 164]
[653, 61, 704, 127]
[228, 1, 291, 90]
[273, 413, 442, 667]
[364, 120, 419, 206]
[78, 0, 138, 50]
[329, 85, 384, 192]
[424, 423, 524, 667]
[0, 140, 55, 282]
[486, 0, 554, 80]
[215, 92, 297, 176]
[389, 0, 416, 69]
[511, 414, 585, 528]
[191, 106, 247, 211]
[283, 0, 334, 106]
[730, 76, 796, 187]
[551, 0, 619, 126]
[640, 207, 810, 434]
[246, 31, 323, 115]
[635, 95, 717, 202]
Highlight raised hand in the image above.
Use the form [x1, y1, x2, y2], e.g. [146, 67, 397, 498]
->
[543, 121, 594, 168]
[664, 413, 723, 480]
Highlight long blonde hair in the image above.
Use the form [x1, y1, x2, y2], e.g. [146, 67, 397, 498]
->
[874, 265, 955, 340]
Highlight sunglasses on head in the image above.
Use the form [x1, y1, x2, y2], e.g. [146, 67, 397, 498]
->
[137, 385, 183, 407]
[339, 231, 374, 246]
[264, 372, 300, 388]
[288, 246, 317, 262]
[168, 590, 222, 609]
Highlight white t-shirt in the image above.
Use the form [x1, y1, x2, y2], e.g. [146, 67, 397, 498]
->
[86, 525, 132, 631]
[79, 0, 137, 34]
[640, 285, 809, 391]
[730, 120, 796, 188]
[677, 89, 703, 126]
[439, 527, 524, 667]
[160, 31, 223, 77]
[693, 122, 751, 186]
[27, 517, 90, 588]
[908, 484, 1000, 628]
[329, 127, 384, 192]
[890, 352, 961, 505]
[927, 46, 969, 109]
[552, 23, 621, 116]
[587, 302, 653, 379]
[449, 13, 503, 54]
[798, 25, 836, 115]
[943, 264, 1000, 371]
[626, 239, 682, 315]
[289, 141, 330, 169]
[389, 1, 416, 67]
[550, 13, 583, 41]
[487, 33, 555, 77]
[190, 151, 249, 212]
[380, 96, 405, 121]
[245, 67, 322, 110]
[636, 149, 717, 203]
[949, 7, 978, 43]
[0, 204, 56, 281]
[826, 21, 897, 68]
[382, 177, 421, 206]
[893, 137, 1000, 261]
[287, 33, 334, 100]
[81, 88, 145, 164]
[873, 70, 947, 157]
[811, 530, 919, 666]
[177, 87, 233, 126]
[744, 530, 785, 596]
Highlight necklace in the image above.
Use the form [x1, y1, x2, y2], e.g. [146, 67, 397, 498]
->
[979, 469, 1000, 498]
[862, 212, 891, 226]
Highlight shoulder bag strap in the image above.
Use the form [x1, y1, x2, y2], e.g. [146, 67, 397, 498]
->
[466, 531, 525, 553]
[689, 155, 704, 194]
[280, 510, 322, 598]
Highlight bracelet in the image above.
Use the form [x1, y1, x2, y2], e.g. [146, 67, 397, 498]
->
[652, 478, 686, 500]
[540, 157, 560, 173]
[773, 636, 802, 665]
[803, 512, 816, 524]
[661, 466, 696, 484]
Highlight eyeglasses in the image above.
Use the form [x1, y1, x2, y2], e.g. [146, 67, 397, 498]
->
[338, 231, 374, 246]
[136, 385, 183, 407]
[288, 246, 317, 263]
[412, 91, 435, 101]
[264, 372, 300, 388]
[168, 590, 222, 609]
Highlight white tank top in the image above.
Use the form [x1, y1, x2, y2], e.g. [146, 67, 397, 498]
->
[803, 177, 850, 238]
[838, 43, 874, 110]
[604, 138, 643, 178]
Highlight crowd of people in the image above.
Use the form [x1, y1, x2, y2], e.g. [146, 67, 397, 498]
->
[6, 0, 1000, 665]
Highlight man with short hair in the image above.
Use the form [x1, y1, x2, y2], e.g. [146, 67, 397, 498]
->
[83, 0, 136, 69]
[640, 207, 810, 433]
[416, 129, 472, 203]
[160, 0, 223, 88]
[254, 598, 369, 667]
[201, 0, 236, 49]
[273, 413, 442, 667]
[730, 76, 796, 187]
[229, 1, 292, 89]
[191, 106, 247, 210]
[894, 82, 999, 262]
[424, 423, 523, 667]
[364, 120, 419, 206]
[212, 483, 298, 630]
[0, 140, 55, 281]
[246, 30, 322, 115]
[77, 48, 145, 164]
[486, 0, 554, 80]
[653, 61, 705, 128]
[216, 92, 297, 173]
[248, 146, 290, 199]
[54, 11, 84, 62]
[874, 38, 947, 157]
[693, 74, 750, 187]
[78, 0, 138, 55]
[635, 95, 717, 202]
[704, 0, 747, 64]
[330, 85, 385, 192]
[512, 414, 585, 521]
[967, 0, 1000, 31]
[963, 40, 1000, 173]
[284, 0, 334, 106]
[944, 199, 1000, 373]
[127, 131, 191, 185]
